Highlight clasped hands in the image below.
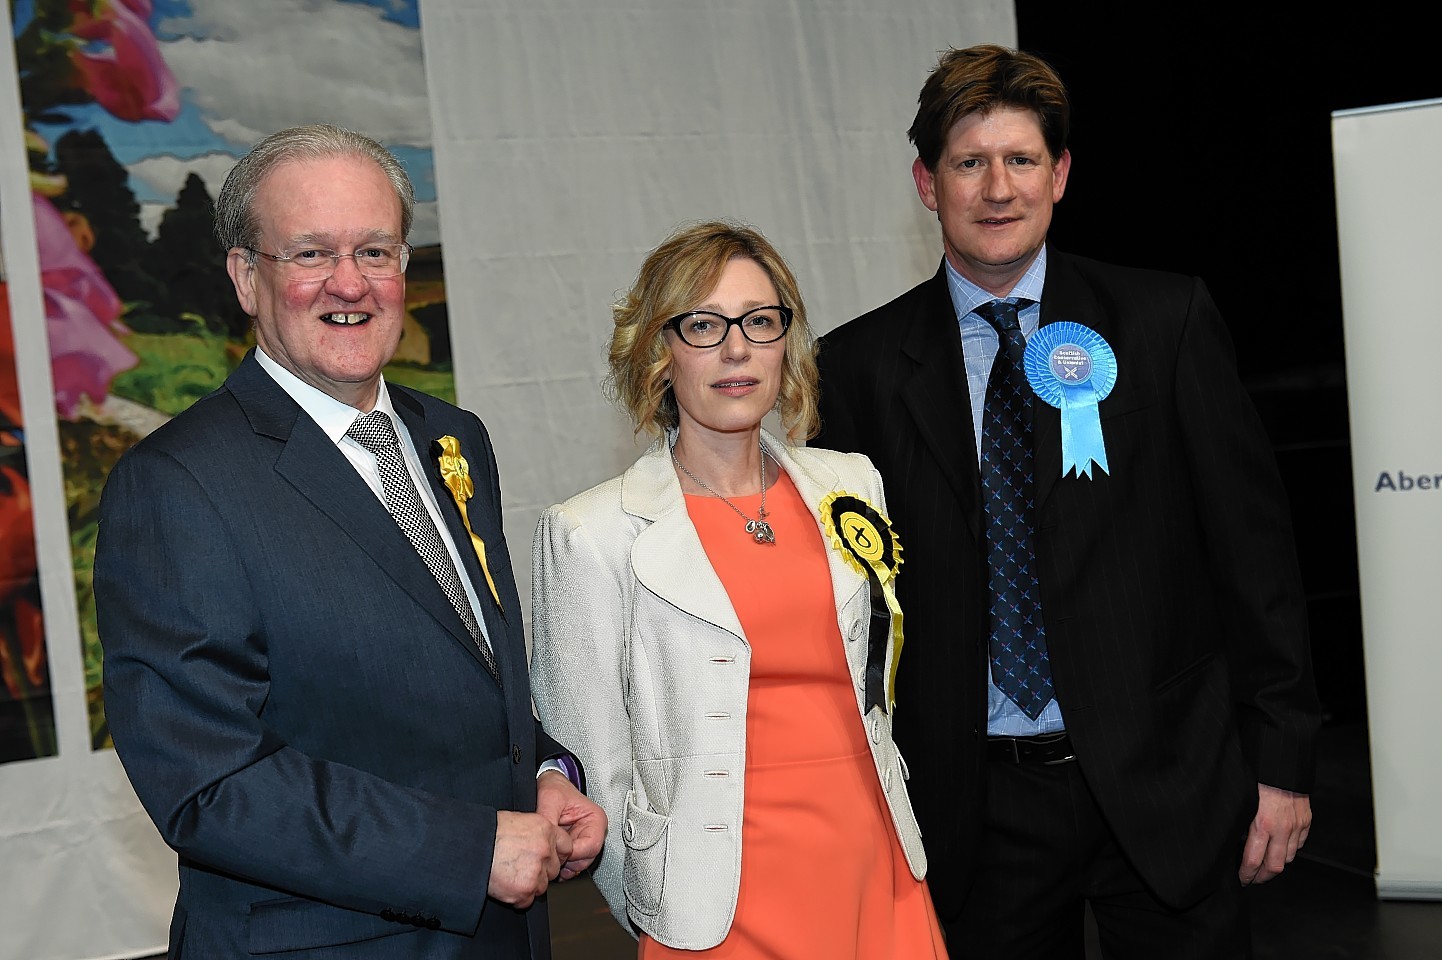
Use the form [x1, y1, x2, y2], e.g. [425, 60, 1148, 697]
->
[488, 770, 606, 908]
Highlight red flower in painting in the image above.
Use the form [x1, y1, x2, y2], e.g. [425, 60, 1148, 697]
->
[33, 192, 138, 417]
[0, 466, 37, 603]
[67, 0, 179, 122]
[0, 465, 45, 698]
[0, 285, 21, 431]
[0, 595, 46, 698]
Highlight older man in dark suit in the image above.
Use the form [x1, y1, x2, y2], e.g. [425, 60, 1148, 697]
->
[815, 45, 1320, 959]
[95, 124, 603, 959]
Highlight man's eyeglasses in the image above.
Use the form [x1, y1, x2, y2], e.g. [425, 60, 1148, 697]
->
[664, 306, 792, 348]
[246, 243, 412, 280]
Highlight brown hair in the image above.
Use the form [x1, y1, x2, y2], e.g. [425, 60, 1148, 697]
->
[909, 44, 1070, 170]
[606, 221, 819, 443]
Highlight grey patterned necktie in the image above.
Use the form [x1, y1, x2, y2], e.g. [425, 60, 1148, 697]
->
[975, 299, 1053, 719]
[346, 410, 499, 682]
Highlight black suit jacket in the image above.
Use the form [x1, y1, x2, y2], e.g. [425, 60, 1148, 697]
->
[97, 352, 563, 958]
[815, 250, 1320, 916]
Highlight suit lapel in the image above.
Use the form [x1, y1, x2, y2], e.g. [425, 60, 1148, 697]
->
[391, 391, 508, 679]
[900, 268, 983, 541]
[623, 433, 872, 648]
[1034, 250, 1116, 508]
[624, 438, 747, 642]
[226, 357, 490, 671]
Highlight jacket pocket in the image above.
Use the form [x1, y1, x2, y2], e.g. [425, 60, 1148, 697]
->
[1155, 651, 1217, 695]
[621, 793, 671, 918]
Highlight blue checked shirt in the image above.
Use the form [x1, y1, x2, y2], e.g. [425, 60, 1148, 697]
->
[944, 248, 1067, 737]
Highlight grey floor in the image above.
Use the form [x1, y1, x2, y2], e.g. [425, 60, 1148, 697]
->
[548, 720, 1442, 959]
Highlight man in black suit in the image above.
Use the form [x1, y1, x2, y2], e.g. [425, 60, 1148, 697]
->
[815, 45, 1320, 958]
[95, 124, 603, 958]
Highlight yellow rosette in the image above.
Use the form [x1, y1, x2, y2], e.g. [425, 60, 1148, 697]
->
[820, 492, 904, 712]
[434, 435, 503, 614]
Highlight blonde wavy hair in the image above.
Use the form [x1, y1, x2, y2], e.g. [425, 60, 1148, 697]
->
[606, 221, 819, 443]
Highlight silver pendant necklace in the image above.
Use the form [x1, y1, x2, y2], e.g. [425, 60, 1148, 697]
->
[670, 438, 776, 545]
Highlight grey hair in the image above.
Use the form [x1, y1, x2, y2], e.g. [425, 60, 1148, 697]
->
[213, 123, 415, 253]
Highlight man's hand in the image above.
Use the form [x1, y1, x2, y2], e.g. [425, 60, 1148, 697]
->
[489, 810, 573, 908]
[1239, 783, 1312, 885]
[536, 768, 607, 880]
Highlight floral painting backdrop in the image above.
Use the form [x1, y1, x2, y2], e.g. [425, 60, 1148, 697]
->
[8, 0, 452, 755]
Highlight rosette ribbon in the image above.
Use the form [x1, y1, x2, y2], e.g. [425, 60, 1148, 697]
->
[820, 492, 904, 713]
[434, 435, 503, 613]
[1023, 321, 1118, 479]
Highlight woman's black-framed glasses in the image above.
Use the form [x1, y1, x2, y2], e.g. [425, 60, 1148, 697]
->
[664, 305, 792, 348]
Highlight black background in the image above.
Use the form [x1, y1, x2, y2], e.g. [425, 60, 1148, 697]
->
[1016, 4, 1442, 722]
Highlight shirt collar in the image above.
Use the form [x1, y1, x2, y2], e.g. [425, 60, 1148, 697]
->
[944, 245, 1049, 319]
[253, 345, 398, 443]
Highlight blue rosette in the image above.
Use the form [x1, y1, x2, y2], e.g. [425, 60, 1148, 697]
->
[1023, 321, 1117, 479]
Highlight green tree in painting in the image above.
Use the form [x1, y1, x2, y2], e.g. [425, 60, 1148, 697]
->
[149, 173, 244, 338]
[54, 128, 167, 326]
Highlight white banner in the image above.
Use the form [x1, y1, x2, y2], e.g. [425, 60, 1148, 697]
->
[1333, 98, 1442, 900]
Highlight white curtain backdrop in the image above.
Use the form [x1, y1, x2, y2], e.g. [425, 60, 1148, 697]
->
[0, 2, 1012, 957]
[423, 0, 1014, 624]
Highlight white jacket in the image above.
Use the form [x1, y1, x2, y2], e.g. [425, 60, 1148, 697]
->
[530, 431, 926, 949]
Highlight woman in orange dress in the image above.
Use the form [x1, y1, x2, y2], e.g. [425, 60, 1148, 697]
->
[530, 221, 948, 958]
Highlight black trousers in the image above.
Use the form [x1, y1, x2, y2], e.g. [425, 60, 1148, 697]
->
[945, 755, 1250, 960]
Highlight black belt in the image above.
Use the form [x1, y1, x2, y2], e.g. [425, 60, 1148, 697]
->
[986, 732, 1076, 765]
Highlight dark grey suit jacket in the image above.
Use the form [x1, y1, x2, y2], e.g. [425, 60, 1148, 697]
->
[97, 352, 562, 958]
[815, 250, 1321, 917]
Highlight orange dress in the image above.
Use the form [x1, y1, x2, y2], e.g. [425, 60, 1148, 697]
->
[639, 472, 947, 959]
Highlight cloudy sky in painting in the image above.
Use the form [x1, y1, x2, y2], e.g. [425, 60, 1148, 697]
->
[27, 0, 442, 244]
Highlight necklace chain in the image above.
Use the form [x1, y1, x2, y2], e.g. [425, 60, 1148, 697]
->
[670, 438, 777, 545]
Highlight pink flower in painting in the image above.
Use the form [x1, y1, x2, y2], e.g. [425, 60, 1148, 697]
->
[33, 193, 138, 417]
[67, 0, 179, 122]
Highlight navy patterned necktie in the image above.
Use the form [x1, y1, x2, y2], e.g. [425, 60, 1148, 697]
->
[975, 300, 1053, 719]
[347, 411, 499, 682]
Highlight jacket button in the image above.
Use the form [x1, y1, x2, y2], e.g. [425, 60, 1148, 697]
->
[381, 908, 397, 922]
[426, 916, 441, 929]
[512, 744, 522, 764]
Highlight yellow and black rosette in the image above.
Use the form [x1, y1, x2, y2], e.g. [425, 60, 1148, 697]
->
[820, 492, 903, 713]
[434, 435, 503, 614]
